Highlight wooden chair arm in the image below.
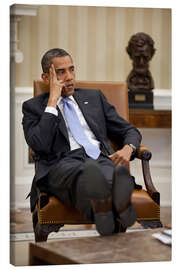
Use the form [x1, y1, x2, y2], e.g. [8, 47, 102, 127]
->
[135, 145, 160, 205]
[136, 145, 152, 161]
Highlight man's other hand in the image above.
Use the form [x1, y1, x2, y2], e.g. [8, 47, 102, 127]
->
[109, 145, 133, 167]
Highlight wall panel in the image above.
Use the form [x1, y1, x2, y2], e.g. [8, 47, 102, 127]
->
[15, 6, 171, 89]
[12, 5, 172, 208]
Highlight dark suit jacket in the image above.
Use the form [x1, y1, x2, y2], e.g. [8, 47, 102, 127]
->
[22, 88, 142, 210]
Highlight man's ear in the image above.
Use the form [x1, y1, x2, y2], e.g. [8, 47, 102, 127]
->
[41, 73, 50, 84]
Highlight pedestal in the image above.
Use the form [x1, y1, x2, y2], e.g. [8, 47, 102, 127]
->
[128, 90, 153, 109]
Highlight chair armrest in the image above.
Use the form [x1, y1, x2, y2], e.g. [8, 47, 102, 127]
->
[136, 145, 152, 161]
[135, 146, 160, 205]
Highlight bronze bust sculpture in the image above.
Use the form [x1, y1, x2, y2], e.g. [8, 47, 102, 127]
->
[126, 32, 156, 92]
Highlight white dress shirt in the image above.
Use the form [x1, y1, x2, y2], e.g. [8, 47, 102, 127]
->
[45, 96, 100, 151]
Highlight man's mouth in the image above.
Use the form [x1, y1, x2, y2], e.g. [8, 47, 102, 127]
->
[65, 84, 74, 89]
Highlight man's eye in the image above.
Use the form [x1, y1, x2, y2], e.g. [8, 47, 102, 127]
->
[56, 70, 64, 75]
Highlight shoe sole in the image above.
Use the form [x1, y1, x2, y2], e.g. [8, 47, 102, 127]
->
[94, 211, 115, 236]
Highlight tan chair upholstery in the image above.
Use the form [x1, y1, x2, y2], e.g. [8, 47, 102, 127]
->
[34, 80, 129, 121]
[32, 80, 162, 241]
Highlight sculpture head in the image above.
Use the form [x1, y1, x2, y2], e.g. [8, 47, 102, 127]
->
[126, 32, 155, 74]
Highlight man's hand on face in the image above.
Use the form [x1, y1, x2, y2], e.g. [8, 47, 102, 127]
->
[47, 64, 65, 108]
[109, 145, 133, 167]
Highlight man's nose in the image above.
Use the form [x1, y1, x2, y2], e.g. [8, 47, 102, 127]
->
[65, 70, 73, 81]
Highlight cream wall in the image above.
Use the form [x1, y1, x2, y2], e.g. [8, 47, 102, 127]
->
[12, 5, 172, 208]
[15, 5, 171, 89]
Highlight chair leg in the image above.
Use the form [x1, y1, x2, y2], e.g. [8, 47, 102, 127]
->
[32, 211, 48, 242]
[33, 223, 64, 242]
[32, 209, 63, 242]
[34, 225, 49, 242]
[137, 219, 163, 229]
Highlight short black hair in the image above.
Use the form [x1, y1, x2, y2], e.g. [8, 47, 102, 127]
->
[41, 48, 71, 73]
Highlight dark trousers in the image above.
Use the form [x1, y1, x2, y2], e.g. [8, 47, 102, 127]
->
[39, 148, 116, 219]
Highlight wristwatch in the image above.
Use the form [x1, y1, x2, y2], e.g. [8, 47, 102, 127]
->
[128, 143, 136, 153]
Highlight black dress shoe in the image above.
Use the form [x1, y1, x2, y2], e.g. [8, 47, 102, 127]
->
[114, 219, 127, 233]
[91, 196, 115, 236]
[80, 159, 115, 236]
[112, 165, 137, 231]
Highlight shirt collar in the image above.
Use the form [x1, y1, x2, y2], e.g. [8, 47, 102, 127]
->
[57, 95, 74, 106]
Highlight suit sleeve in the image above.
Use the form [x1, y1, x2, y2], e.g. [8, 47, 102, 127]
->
[22, 99, 59, 154]
[99, 90, 142, 155]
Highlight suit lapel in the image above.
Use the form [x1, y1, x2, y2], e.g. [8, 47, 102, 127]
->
[56, 106, 70, 142]
[41, 94, 69, 143]
[73, 90, 101, 141]
[41, 89, 102, 144]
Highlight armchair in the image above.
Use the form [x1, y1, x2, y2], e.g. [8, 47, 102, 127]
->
[32, 80, 162, 242]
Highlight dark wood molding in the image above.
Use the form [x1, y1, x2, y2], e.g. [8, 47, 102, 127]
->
[129, 109, 171, 128]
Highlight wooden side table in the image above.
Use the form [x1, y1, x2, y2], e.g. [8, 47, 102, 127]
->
[29, 228, 171, 265]
[129, 109, 171, 128]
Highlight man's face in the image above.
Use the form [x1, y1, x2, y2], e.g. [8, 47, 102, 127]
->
[43, 55, 76, 97]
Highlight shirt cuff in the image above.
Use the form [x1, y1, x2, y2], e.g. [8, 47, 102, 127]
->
[45, 106, 58, 116]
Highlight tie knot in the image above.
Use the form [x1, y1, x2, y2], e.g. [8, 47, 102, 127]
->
[62, 97, 70, 102]
[62, 97, 71, 104]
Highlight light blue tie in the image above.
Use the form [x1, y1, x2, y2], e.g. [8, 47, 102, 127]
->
[62, 97, 101, 159]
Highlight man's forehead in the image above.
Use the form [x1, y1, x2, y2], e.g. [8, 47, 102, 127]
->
[51, 55, 73, 66]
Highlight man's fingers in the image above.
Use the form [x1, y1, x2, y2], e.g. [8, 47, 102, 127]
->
[109, 153, 127, 166]
[51, 64, 57, 77]
[49, 64, 57, 82]
[109, 153, 120, 165]
[109, 154, 116, 161]
[49, 65, 54, 84]
[109, 149, 130, 168]
[49, 64, 56, 82]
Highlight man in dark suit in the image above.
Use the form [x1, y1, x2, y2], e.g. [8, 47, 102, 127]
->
[22, 48, 142, 236]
